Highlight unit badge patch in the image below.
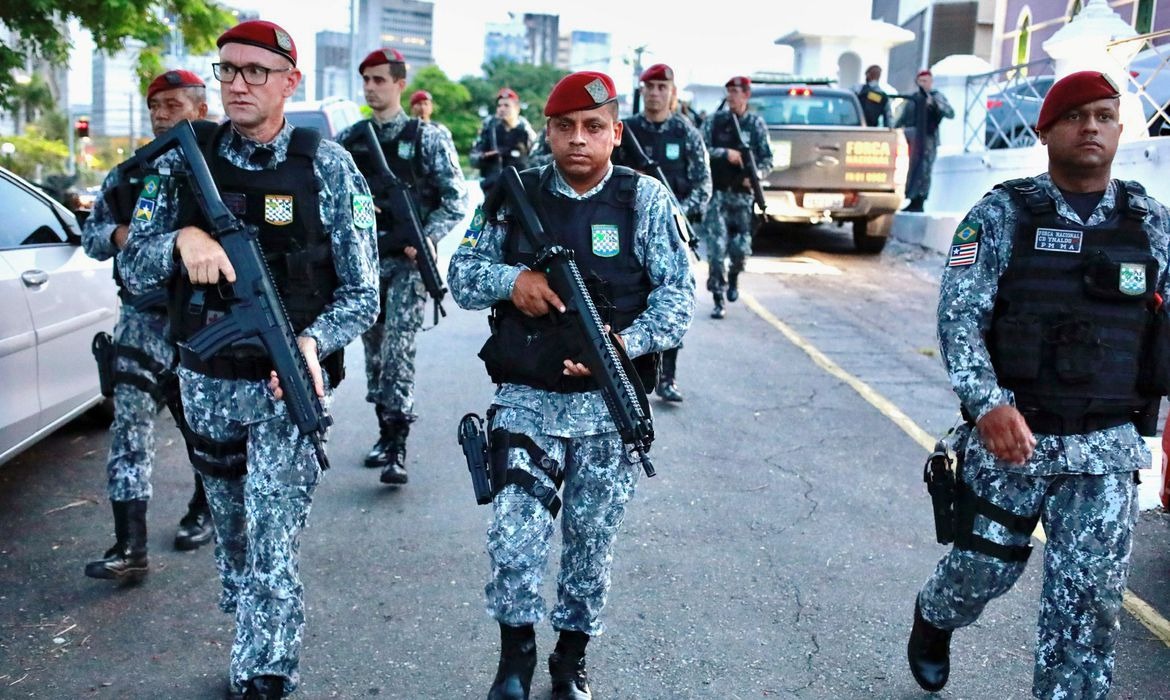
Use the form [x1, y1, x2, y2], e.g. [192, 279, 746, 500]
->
[1034, 227, 1082, 253]
[133, 197, 156, 223]
[397, 141, 414, 160]
[264, 194, 294, 226]
[352, 194, 375, 229]
[591, 224, 619, 258]
[665, 143, 681, 160]
[1119, 262, 1147, 296]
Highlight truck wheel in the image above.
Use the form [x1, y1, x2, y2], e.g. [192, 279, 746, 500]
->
[852, 215, 891, 254]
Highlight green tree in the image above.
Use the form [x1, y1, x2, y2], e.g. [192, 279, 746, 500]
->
[6, 73, 54, 133]
[0, 125, 69, 180]
[407, 64, 478, 155]
[0, 0, 235, 109]
[460, 57, 568, 130]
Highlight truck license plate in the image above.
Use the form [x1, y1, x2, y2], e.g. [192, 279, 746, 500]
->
[804, 193, 845, 209]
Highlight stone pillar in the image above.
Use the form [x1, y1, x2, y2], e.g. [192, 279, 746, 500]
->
[930, 54, 995, 155]
[1042, 0, 1144, 141]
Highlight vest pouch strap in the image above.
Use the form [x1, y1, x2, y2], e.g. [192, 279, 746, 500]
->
[1048, 317, 1102, 384]
[993, 314, 1043, 379]
[1082, 251, 1157, 302]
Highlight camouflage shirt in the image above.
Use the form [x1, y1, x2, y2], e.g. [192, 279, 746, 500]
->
[702, 109, 774, 185]
[618, 112, 713, 219]
[448, 163, 696, 436]
[940, 173, 1170, 475]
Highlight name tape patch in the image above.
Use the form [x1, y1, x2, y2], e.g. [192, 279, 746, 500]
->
[1034, 227, 1082, 253]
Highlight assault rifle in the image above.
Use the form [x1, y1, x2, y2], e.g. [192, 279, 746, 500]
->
[490, 167, 656, 477]
[118, 120, 333, 470]
[355, 120, 447, 325]
[619, 128, 700, 260]
[727, 110, 768, 216]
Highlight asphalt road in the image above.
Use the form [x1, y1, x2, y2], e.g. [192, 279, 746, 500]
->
[1, 214, 1168, 700]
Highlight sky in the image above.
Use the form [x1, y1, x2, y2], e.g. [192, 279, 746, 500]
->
[68, 0, 870, 106]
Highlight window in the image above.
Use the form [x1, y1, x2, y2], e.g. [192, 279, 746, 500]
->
[750, 93, 863, 127]
[0, 177, 68, 249]
[1016, 11, 1032, 66]
[1136, 0, 1155, 33]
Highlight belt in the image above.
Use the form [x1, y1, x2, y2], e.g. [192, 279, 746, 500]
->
[178, 345, 272, 382]
[1020, 410, 1133, 436]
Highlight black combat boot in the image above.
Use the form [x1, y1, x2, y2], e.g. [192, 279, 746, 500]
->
[242, 675, 284, 699]
[903, 197, 925, 213]
[711, 292, 725, 319]
[488, 623, 537, 700]
[365, 405, 397, 468]
[549, 630, 591, 700]
[175, 474, 214, 551]
[727, 267, 741, 302]
[85, 499, 149, 583]
[655, 348, 683, 402]
[379, 421, 409, 485]
[907, 598, 952, 692]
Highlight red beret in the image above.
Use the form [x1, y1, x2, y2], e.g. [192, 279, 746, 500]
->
[217, 20, 297, 66]
[497, 87, 519, 102]
[1036, 70, 1121, 132]
[917, 69, 932, 78]
[725, 76, 751, 91]
[359, 48, 405, 74]
[640, 63, 674, 82]
[410, 90, 432, 106]
[544, 72, 617, 117]
[147, 70, 204, 101]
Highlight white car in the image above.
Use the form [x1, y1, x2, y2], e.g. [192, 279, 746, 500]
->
[0, 167, 118, 465]
[284, 97, 363, 140]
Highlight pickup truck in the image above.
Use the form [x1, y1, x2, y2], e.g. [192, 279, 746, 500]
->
[748, 82, 908, 252]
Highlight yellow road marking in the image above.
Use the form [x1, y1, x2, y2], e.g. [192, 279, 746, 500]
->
[741, 290, 1170, 648]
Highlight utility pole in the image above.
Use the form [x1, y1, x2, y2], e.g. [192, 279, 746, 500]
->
[349, 0, 358, 101]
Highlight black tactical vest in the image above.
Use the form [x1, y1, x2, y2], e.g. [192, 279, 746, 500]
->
[709, 111, 750, 193]
[989, 177, 1160, 433]
[482, 120, 532, 178]
[170, 124, 345, 386]
[479, 166, 658, 392]
[622, 116, 692, 201]
[857, 85, 889, 127]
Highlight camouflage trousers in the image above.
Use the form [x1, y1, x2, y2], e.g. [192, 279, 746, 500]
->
[918, 466, 1138, 699]
[484, 406, 640, 636]
[105, 306, 175, 502]
[180, 370, 327, 694]
[362, 261, 426, 416]
[905, 134, 939, 201]
[704, 190, 755, 294]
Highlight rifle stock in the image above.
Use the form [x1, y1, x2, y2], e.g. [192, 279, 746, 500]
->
[493, 167, 656, 477]
[121, 120, 333, 469]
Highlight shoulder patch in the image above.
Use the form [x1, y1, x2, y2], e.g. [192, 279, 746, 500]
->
[952, 220, 980, 245]
[132, 197, 156, 223]
[460, 206, 486, 248]
[140, 174, 161, 200]
[352, 194, 375, 230]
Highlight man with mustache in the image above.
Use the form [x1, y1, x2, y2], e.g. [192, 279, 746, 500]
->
[907, 71, 1170, 699]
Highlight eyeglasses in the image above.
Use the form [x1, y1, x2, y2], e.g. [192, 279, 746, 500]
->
[212, 62, 291, 86]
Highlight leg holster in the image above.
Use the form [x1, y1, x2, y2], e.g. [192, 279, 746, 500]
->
[952, 478, 1040, 563]
[157, 368, 247, 480]
[489, 429, 563, 518]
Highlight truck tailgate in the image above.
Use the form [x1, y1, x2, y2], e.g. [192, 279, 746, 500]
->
[767, 126, 902, 193]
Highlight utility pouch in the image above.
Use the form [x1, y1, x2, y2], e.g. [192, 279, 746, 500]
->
[923, 440, 957, 545]
[478, 313, 584, 390]
[1140, 303, 1170, 397]
[1048, 318, 1102, 383]
[992, 314, 1043, 379]
[91, 332, 117, 398]
[1082, 251, 1157, 302]
[458, 413, 493, 505]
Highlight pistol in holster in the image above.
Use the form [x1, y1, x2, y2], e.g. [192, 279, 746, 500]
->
[91, 332, 117, 398]
[923, 439, 957, 545]
[459, 412, 494, 505]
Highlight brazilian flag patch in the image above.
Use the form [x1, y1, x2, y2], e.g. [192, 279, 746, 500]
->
[140, 174, 161, 200]
[952, 220, 980, 245]
[460, 206, 486, 248]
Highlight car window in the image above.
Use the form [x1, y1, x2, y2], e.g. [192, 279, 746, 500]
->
[752, 93, 862, 126]
[0, 177, 68, 249]
[285, 111, 330, 137]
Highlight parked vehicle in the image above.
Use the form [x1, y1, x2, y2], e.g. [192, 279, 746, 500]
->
[0, 167, 117, 466]
[748, 81, 908, 253]
[984, 75, 1055, 149]
[284, 97, 363, 140]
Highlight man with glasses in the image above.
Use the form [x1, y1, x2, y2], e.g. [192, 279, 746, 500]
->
[335, 48, 468, 486]
[119, 20, 379, 699]
[82, 70, 215, 585]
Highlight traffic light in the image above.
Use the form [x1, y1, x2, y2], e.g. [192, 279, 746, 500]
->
[74, 117, 90, 138]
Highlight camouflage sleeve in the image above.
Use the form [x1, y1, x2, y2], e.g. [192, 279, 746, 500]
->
[623, 176, 696, 358]
[701, 115, 726, 161]
[934, 91, 955, 120]
[420, 125, 469, 243]
[299, 142, 380, 358]
[448, 208, 522, 311]
[81, 170, 121, 261]
[1144, 195, 1170, 296]
[332, 122, 354, 146]
[680, 120, 713, 217]
[523, 119, 539, 146]
[118, 151, 185, 296]
[748, 113, 773, 175]
[937, 191, 1016, 420]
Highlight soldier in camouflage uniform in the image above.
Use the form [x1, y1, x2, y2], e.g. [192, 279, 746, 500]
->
[907, 72, 1170, 699]
[702, 76, 773, 319]
[82, 70, 216, 585]
[895, 69, 953, 212]
[449, 71, 694, 700]
[335, 48, 468, 485]
[612, 63, 711, 402]
[119, 21, 379, 699]
[471, 87, 539, 199]
[409, 89, 452, 140]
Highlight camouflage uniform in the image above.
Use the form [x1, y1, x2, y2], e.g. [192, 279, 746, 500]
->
[527, 128, 553, 169]
[895, 89, 954, 204]
[119, 122, 379, 693]
[334, 112, 467, 420]
[448, 162, 695, 635]
[701, 109, 773, 295]
[918, 174, 1170, 698]
[82, 169, 176, 502]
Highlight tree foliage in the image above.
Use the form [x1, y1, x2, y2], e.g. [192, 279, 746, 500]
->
[0, 0, 235, 109]
[0, 125, 69, 180]
[407, 64, 478, 155]
[460, 57, 569, 131]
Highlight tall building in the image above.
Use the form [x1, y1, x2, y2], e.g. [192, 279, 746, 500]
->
[524, 13, 560, 66]
[316, 30, 352, 100]
[357, 0, 435, 68]
[91, 48, 151, 139]
[483, 12, 561, 69]
[485, 15, 529, 65]
[567, 30, 611, 73]
[871, 0, 996, 89]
